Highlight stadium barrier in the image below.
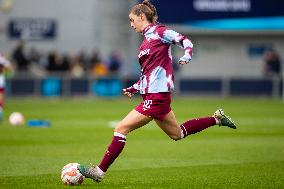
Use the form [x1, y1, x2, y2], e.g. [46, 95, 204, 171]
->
[6, 76, 283, 98]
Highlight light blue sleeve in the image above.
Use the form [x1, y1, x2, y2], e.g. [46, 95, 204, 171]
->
[161, 29, 193, 62]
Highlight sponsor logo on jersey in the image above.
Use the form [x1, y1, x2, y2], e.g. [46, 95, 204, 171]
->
[138, 48, 150, 58]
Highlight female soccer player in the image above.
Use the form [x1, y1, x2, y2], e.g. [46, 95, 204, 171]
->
[0, 53, 13, 122]
[78, 0, 236, 182]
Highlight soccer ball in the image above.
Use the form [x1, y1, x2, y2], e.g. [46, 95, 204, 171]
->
[9, 112, 25, 126]
[61, 163, 84, 185]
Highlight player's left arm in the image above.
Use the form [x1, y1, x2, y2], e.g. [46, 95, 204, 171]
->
[160, 28, 193, 65]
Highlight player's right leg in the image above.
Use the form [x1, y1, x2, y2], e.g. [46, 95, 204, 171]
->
[78, 109, 152, 182]
[155, 109, 236, 141]
[154, 110, 181, 141]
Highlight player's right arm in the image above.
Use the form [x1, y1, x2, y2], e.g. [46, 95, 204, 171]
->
[123, 80, 140, 98]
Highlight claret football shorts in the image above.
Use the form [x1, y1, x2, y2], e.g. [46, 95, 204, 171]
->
[135, 92, 171, 121]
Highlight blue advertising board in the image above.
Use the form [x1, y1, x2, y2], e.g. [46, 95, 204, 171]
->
[151, 0, 284, 30]
[8, 19, 57, 40]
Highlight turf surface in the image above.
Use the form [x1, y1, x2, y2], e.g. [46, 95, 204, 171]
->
[0, 97, 284, 188]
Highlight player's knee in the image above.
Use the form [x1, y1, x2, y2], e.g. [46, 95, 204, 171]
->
[114, 122, 129, 135]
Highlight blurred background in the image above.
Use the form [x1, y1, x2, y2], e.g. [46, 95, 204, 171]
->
[0, 0, 283, 98]
[1, 1, 284, 188]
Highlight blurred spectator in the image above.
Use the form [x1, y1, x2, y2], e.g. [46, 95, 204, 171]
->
[46, 51, 70, 72]
[78, 49, 89, 71]
[263, 49, 282, 78]
[90, 49, 101, 68]
[29, 47, 40, 64]
[90, 49, 108, 77]
[29, 48, 46, 77]
[12, 41, 30, 71]
[107, 51, 122, 75]
[93, 63, 108, 77]
[70, 53, 84, 78]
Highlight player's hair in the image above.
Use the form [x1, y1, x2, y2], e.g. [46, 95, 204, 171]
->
[130, 0, 158, 23]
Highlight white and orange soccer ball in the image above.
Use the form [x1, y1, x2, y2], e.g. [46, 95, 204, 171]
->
[61, 163, 84, 185]
[9, 112, 25, 126]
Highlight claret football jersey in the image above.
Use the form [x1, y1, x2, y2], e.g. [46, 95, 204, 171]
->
[132, 23, 193, 94]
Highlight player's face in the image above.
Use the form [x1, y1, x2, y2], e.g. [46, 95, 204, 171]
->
[129, 13, 144, 33]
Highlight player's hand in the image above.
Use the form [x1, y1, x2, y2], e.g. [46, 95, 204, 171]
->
[123, 89, 133, 98]
[123, 87, 138, 98]
[178, 61, 189, 65]
[179, 54, 191, 65]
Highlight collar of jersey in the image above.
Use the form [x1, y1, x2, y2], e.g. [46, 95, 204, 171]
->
[142, 23, 156, 35]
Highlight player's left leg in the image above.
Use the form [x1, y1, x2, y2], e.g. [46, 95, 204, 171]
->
[96, 109, 152, 174]
[78, 109, 153, 182]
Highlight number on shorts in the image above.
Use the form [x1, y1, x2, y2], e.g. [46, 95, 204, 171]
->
[143, 100, 152, 110]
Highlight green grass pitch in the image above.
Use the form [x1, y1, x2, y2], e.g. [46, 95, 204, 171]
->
[0, 97, 284, 188]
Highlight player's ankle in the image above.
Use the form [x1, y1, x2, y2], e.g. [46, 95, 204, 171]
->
[96, 166, 105, 176]
[214, 117, 220, 125]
